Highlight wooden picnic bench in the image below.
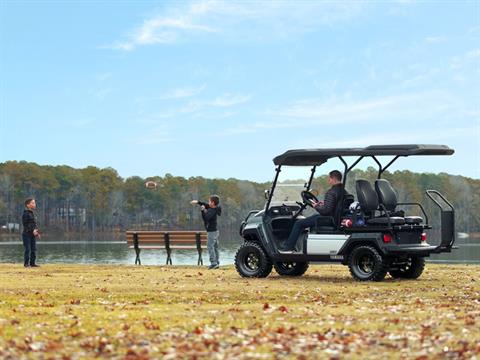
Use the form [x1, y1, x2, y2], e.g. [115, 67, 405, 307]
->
[125, 230, 208, 265]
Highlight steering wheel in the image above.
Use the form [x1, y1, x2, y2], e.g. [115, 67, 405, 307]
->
[301, 190, 319, 207]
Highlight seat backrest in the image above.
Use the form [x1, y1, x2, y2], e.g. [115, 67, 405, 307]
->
[355, 180, 379, 213]
[330, 188, 353, 228]
[343, 193, 354, 209]
[375, 179, 397, 212]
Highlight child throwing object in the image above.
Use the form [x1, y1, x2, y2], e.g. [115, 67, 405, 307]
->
[191, 195, 222, 269]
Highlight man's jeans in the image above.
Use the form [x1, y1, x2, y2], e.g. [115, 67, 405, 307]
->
[284, 214, 321, 250]
[207, 230, 220, 266]
[22, 233, 37, 266]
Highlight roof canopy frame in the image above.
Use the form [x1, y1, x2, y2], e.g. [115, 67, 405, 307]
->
[273, 145, 454, 167]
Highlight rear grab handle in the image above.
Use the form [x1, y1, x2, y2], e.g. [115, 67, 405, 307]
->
[426, 190, 455, 253]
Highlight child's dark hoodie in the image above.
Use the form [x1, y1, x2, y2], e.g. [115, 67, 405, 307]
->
[198, 201, 222, 232]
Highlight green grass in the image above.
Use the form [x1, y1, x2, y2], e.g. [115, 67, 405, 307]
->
[0, 264, 479, 359]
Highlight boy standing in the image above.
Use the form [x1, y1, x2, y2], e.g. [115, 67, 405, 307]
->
[191, 195, 221, 269]
[22, 198, 41, 267]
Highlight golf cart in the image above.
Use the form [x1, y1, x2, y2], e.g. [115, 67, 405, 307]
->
[234, 145, 456, 281]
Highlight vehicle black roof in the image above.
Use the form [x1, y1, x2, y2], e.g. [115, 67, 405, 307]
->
[273, 144, 454, 166]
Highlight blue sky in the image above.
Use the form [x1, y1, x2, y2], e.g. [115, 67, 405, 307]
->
[1, 0, 479, 181]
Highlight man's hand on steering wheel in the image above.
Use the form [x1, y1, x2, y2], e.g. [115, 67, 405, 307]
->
[301, 190, 320, 208]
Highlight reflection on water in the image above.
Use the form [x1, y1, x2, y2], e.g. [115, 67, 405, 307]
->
[429, 243, 480, 264]
[0, 233, 478, 265]
[0, 241, 239, 266]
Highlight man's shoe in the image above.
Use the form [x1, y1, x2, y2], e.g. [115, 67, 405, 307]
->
[208, 264, 219, 270]
[24, 264, 29, 268]
[30, 264, 40, 268]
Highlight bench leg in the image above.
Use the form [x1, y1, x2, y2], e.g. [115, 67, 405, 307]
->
[197, 251, 203, 266]
[166, 250, 172, 265]
[135, 249, 141, 265]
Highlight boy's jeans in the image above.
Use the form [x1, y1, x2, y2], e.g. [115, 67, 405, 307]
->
[22, 233, 37, 266]
[207, 230, 220, 266]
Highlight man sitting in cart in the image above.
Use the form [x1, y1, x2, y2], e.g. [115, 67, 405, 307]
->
[283, 170, 345, 252]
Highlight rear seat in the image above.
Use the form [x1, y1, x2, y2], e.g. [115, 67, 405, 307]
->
[356, 179, 405, 226]
[374, 179, 423, 225]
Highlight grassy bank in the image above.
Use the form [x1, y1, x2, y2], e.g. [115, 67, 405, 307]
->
[0, 264, 478, 359]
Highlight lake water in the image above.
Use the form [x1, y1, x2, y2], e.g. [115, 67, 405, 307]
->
[0, 233, 478, 266]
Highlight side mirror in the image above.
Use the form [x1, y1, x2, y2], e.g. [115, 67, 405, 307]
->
[264, 189, 270, 200]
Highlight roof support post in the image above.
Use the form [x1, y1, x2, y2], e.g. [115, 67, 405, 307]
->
[379, 155, 401, 177]
[339, 156, 348, 184]
[306, 166, 317, 190]
[265, 165, 281, 212]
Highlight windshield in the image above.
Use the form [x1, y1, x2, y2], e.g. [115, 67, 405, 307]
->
[271, 182, 306, 203]
[269, 166, 314, 206]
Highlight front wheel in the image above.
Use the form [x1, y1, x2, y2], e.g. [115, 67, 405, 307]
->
[389, 257, 425, 279]
[274, 262, 309, 276]
[235, 241, 272, 278]
[348, 245, 388, 281]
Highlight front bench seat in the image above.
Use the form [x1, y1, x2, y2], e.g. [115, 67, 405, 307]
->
[356, 179, 405, 226]
[313, 189, 353, 232]
[375, 179, 423, 225]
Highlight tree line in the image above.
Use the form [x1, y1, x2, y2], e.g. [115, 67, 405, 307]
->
[0, 161, 479, 236]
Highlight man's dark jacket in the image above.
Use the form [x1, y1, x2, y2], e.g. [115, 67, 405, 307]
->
[314, 184, 344, 216]
[22, 209, 38, 235]
[198, 202, 222, 232]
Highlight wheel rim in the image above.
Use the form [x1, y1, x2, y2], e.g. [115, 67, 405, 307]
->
[402, 258, 413, 272]
[244, 252, 260, 271]
[278, 262, 295, 270]
[356, 253, 375, 275]
[394, 258, 412, 274]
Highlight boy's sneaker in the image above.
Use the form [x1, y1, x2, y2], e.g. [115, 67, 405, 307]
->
[208, 264, 219, 270]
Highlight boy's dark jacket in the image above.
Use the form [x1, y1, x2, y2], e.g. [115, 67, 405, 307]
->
[22, 209, 38, 235]
[198, 201, 222, 232]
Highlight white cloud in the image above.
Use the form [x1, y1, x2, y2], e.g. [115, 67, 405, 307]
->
[211, 94, 251, 107]
[450, 48, 480, 70]
[70, 119, 94, 129]
[134, 85, 206, 115]
[180, 93, 251, 114]
[468, 25, 480, 36]
[129, 126, 173, 145]
[93, 88, 112, 101]
[133, 17, 216, 46]
[96, 72, 112, 81]
[134, 92, 250, 121]
[106, 1, 368, 51]
[302, 127, 477, 149]
[401, 67, 439, 87]
[160, 85, 206, 100]
[466, 49, 480, 60]
[225, 91, 474, 135]
[425, 36, 447, 44]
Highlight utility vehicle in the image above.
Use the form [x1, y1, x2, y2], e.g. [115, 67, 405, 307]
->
[234, 145, 456, 281]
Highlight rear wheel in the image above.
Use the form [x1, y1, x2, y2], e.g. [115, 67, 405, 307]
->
[274, 261, 309, 276]
[348, 245, 388, 281]
[389, 257, 425, 279]
[235, 241, 272, 278]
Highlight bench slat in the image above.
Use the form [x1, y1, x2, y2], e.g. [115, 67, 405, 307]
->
[126, 235, 207, 241]
[126, 231, 207, 235]
[127, 236, 207, 244]
[129, 245, 206, 249]
[127, 239, 207, 243]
